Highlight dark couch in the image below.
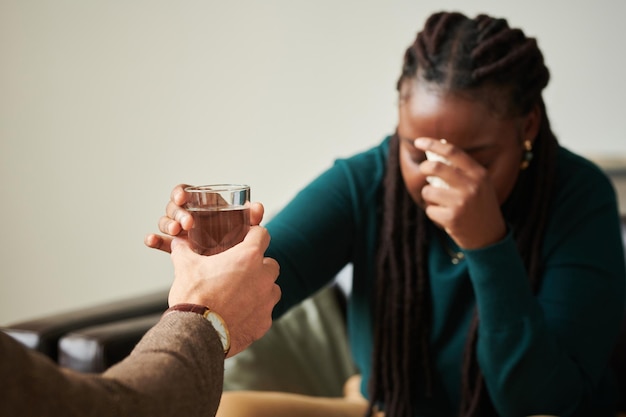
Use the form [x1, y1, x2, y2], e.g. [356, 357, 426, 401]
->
[1, 282, 356, 397]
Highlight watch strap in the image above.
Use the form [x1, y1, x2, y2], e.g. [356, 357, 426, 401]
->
[164, 303, 230, 355]
[165, 303, 210, 316]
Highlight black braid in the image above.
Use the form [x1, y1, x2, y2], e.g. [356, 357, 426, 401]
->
[368, 134, 431, 416]
[368, 11, 558, 417]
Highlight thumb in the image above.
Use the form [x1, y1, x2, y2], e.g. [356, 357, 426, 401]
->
[170, 237, 194, 258]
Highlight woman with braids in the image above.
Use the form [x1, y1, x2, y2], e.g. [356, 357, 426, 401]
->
[148, 11, 626, 417]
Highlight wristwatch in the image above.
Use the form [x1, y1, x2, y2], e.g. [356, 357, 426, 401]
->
[164, 303, 231, 355]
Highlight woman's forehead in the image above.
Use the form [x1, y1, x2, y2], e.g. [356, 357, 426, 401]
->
[399, 82, 519, 147]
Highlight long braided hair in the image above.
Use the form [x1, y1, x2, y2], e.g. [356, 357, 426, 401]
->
[367, 12, 557, 417]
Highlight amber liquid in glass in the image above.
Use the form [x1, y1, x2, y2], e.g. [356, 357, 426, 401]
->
[188, 207, 250, 255]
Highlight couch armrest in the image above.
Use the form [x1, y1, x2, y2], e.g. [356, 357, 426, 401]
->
[58, 313, 162, 373]
[0, 289, 168, 360]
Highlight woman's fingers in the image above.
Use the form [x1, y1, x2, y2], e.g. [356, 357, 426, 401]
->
[415, 137, 487, 182]
[413, 137, 505, 249]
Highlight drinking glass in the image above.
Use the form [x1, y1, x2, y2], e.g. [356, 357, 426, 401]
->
[184, 184, 251, 255]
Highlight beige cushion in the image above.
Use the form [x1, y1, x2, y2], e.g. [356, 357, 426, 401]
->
[223, 285, 357, 397]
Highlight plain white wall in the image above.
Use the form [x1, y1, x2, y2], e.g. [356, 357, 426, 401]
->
[1, 0, 624, 324]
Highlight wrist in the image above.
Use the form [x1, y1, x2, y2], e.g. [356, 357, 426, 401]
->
[164, 303, 231, 355]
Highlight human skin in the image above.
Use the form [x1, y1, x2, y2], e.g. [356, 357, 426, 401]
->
[145, 201, 265, 253]
[142, 78, 545, 417]
[144, 81, 541, 356]
[147, 81, 540, 253]
[148, 202, 281, 358]
[397, 79, 540, 250]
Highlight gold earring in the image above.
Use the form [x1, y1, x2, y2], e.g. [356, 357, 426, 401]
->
[520, 140, 533, 170]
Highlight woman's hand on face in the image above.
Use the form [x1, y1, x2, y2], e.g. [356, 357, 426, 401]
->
[144, 183, 265, 254]
[414, 138, 507, 250]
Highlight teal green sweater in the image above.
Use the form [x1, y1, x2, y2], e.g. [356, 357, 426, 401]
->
[266, 136, 626, 416]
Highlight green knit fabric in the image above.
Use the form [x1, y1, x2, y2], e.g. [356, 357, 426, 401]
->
[267, 136, 626, 416]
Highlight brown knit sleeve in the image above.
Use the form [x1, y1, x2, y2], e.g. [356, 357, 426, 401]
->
[102, 311, 225, 415]
[0, 312, 225, 417]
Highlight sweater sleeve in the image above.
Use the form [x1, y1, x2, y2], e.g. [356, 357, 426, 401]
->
[465, 155, 626, 416]
[267, 140, 387, 317]
[1, 312, 225, 417]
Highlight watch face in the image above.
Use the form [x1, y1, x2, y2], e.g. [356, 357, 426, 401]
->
[207, 311, 230, 353]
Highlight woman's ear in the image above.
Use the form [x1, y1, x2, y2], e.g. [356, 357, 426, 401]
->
[522, 104, 541, 144]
